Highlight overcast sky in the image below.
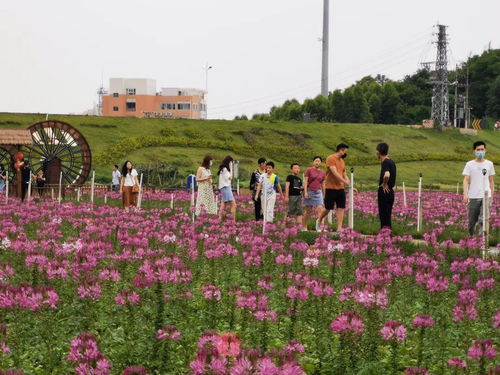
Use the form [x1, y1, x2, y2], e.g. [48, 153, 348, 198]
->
[1, 0, 499, 120]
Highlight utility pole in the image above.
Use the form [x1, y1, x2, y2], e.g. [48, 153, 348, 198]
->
[321, 0, 329, 97]
[430, 24, 450, 129]
[453, 65, 458, 128]
[465, 65, 470, 128]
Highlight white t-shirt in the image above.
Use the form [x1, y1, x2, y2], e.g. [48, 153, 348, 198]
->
[462, 160, 495, 198]
[218, 167, 231, 189]
[112, 170, 121, 185]
[123, 169, 138, 187]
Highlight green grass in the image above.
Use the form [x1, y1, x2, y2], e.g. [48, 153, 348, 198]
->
[1, 112, 499, 188]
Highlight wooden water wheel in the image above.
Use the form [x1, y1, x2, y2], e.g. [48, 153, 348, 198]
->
[24, 120, 92, 186]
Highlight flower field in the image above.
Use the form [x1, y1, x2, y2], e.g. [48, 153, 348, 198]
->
[0, 191, 498, 374]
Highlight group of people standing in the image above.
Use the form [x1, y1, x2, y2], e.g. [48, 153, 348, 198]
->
[247, 142, 396, 231]
[194, 155, 237, 220]
[193, 142, 397, 232]
[0, 162, 46, 201]
[114, 139, 494, 238]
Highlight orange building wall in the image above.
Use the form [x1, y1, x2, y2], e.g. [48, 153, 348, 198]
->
[102, 94, 204, 119]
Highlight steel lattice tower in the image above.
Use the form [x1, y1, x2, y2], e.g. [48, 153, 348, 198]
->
[431, 25, 450, 127]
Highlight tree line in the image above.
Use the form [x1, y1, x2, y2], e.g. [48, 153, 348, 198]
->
[240, 49, 500, 125]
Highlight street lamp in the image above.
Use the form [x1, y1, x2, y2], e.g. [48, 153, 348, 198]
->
[205, 63, 213, 119]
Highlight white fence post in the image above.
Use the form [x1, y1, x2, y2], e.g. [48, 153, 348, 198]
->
[417, 173, 423, 232]
[137, 173, 144, 208]
[348, 168, 354, 229]
[482, 169, 488, 257]
[402, 181, 407, 207]
[58, 171, 63, 203]
[90, 170, 95, 204]
[5, 171, 8, 202]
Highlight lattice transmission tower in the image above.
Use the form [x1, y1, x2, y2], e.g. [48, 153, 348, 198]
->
[430, 24, 450, 128]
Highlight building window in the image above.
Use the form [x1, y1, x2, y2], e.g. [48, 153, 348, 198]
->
[178, 91, 182, 96]
[113, 106, 119, 111]
[193, 103, 199, 112]
[161, 103, 176, 110]
[126, 88, 136, 95]
[113, 93, 119, 98]
[178, 103, 190, 110]
[126, 102, 136, 112]
[201, 104, 207, 112]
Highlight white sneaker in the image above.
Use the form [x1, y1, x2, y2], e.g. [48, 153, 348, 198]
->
[315, 219, 322, 232]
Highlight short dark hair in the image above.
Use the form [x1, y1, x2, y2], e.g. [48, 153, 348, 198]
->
[290, 163, 299, 169]
[312, 156, 323, 162]
[266, 161, 275, 168]
[258, 157, 266, 164]
[473, 141, 486, 150]
[114, 164, 118, 169]
[376, 142, 389, 156]
[336, 143, 349, 152]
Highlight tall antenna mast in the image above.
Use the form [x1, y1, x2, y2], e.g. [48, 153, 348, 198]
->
[96, 74, 107, 116]
[321, 0, 329, 97]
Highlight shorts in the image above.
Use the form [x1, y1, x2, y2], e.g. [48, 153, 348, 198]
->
[288, 195, 303, 216]
[324, 189, 346, 210]
[303, 189, 323, 206]
[220, 186, 234, 202]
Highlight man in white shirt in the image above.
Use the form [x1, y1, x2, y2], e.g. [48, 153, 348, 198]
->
[462, 141, 495, 236]
[111, 165, 121, 191]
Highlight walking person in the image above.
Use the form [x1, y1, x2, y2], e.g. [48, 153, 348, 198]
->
[0, 164, 6, 192]
[218, 156, 237, 221]
[195, 155, 217, 216]
[462, 141, 495, 236]
[303, 156, 326, 230]
[250, 158, 267, 221]
[120, 160, 139, 211]
[317, 144, 350, 232]
[35, 169, 46, 197]
[111, 165, 121, 191]
[254, 161, 284, 223]
[285, 163, 304, 229]
[376, 143, 397, 230]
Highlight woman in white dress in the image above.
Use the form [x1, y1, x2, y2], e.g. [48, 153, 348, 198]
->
[195, 155, 217, 215]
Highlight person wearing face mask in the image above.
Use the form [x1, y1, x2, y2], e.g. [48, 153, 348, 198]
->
[317, 144, 350, 232]
[195, 155, 217, 216]
[376, 143, 397, 230]
[462, 141, 495, 236]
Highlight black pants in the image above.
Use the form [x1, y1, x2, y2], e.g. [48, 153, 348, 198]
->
[21, 182, 28, 202]
[254, 193, 263, 221]
[378, 188, 394, 229]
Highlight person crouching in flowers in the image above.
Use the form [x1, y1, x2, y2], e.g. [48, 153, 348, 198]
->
[120, 160, 139, 211]
[195, 155, 217, 216]
[218, 156, 237, 222]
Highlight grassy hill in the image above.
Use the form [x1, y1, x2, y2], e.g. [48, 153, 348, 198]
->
[1, 112, 499, 190]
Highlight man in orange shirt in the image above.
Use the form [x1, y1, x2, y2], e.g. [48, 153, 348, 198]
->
[317, 143, 350, 232]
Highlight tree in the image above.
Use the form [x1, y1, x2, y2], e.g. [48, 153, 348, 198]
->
[330, 90, 345, 122]
[467, 49, 500, 118]
[486, 75, 500, 119]
[379, 83, 402, 124]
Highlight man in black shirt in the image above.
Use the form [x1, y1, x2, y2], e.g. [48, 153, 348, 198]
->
[285, 163, 303, 229]
[376, 143, 396, 230]
[249, 157, 267, 221]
